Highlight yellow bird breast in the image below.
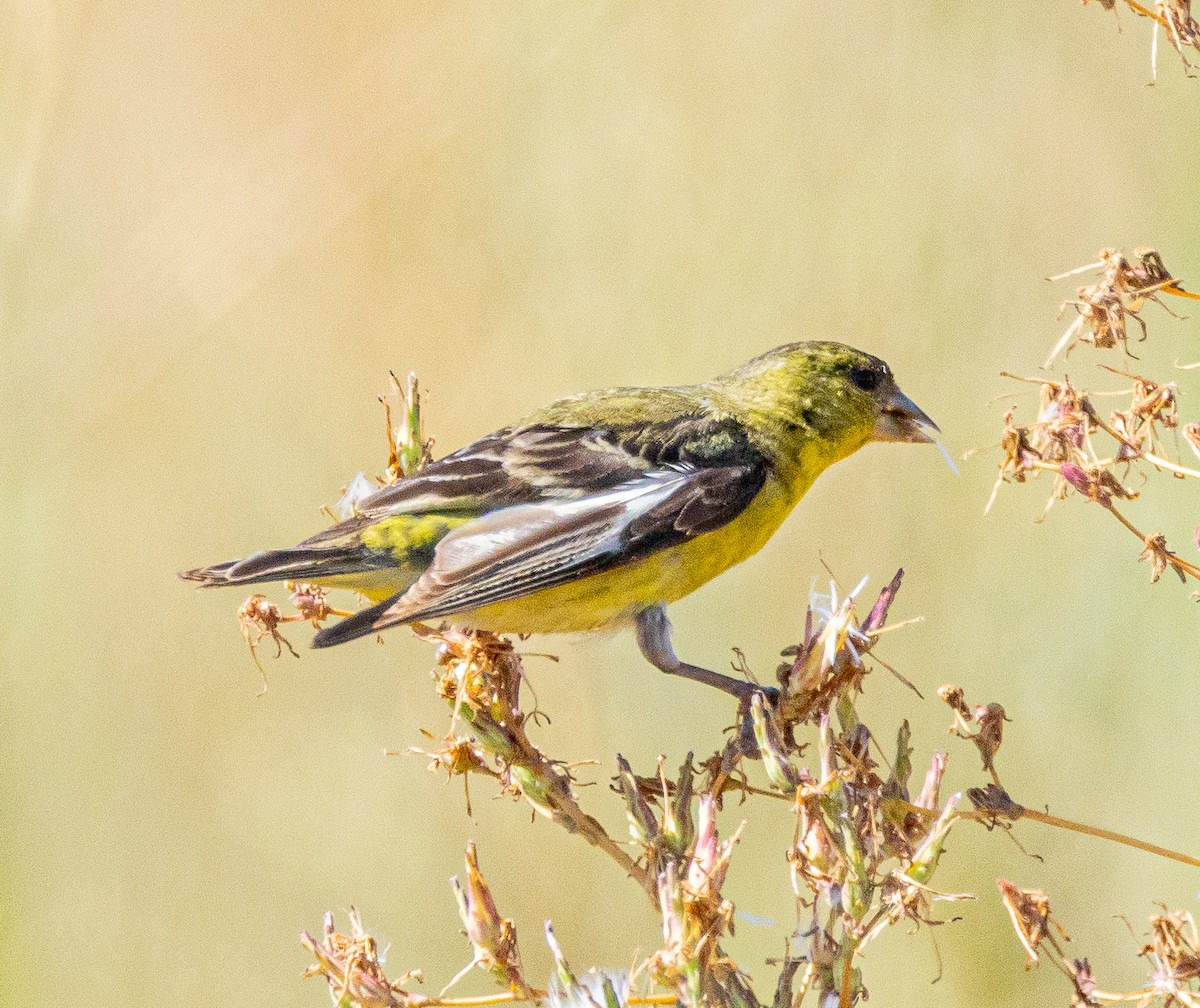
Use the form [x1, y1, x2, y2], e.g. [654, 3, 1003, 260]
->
[457, 477, 798, 635]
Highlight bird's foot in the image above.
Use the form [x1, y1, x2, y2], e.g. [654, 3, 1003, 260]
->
[634, 604, 777, 704]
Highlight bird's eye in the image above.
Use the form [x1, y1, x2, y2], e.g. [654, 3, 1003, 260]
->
[849, 368, 880, 392]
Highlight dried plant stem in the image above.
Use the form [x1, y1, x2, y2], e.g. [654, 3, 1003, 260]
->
[1080, 408, 1139, 452]
[455, 702, 653, 894]
[1128, 275, 1191, 300]
[838, 944, 857, 1008]
[1026, 428, 1200, 483]
[424, 630, 657, 898]
[701, 768, 1200, 871]
[1124, 0, 1171, 29]
[409, 994, 678, 1007]
[1104, 504, 1145, 537]
[889, 798, 1200, 870]
[1017, 808, 1200, 869]
[1105, 504, 1200, 579]
[1022, 459, 1200, 580]
[550, 794, 653, 894]
[1143, 452, 1200, 479]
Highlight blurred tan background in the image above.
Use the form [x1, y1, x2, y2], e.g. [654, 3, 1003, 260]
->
[3, 4, 1199, 1006]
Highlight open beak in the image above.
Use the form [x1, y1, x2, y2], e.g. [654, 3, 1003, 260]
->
[873, 386, 939, 444]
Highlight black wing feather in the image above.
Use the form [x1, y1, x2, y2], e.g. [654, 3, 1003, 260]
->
[351, 413, 765, 518]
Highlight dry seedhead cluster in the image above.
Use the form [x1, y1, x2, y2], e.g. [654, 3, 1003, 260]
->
[237, 584, 353, 692]
[302, 574, 960, 1008]
[1084, 0, 1200, 81]
[302, 908, 425, 1008]
[984, 247, 1200, 589]
[1042, 248, 1194, 369]
[299, 570, 1200, 1008]
[996, 882, 1200, 1007]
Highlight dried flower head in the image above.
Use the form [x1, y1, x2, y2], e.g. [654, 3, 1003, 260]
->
[1142, 908, 1200, 1000]
[984, 288, 1200, 586]
[777, 570, 914, 723]
[546, 922, 630, 1008]
[1002, 899, 1200, 1007]
[380, 370, 434, 486]
[421, 626, 521, 708]
[1139, 531, 1192, 583]
[1153, 0, 1200, 78]
[1083, 1, 1200, 81]
[1045, 248, 1194, 367]
[237, 593, 299, 692]
[863, 796, 973, 948]
[940, 685, 1009, 784]
[788, 774, 844, 900]
[997, 879, 1055, 967]
[1103, 366, 1181, 456]
[1058, 462, 1138, 507]
[408, 731, 498, 817]
[332, 472, 380, 521]
[288, 582, 351, 625]
[966, 783, 1026, 821]
[1182, 420, 1200, 457]
[447, 842, 534, 998]
[301, 908, 421, 1008]
[983, 376, 1119, 518]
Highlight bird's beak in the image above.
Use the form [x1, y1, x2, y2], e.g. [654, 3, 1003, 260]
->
[873, 386, 939, 444]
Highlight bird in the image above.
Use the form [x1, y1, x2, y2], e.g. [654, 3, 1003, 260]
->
[181, 341, 939, 699]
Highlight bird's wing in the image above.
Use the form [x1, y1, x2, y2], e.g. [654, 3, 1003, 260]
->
[312, 459, 766, 645]
[350, 386, 768, 520]
[354, 424, 654, 518]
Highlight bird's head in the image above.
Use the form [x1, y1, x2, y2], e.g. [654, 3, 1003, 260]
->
[712, 340, 939, 475]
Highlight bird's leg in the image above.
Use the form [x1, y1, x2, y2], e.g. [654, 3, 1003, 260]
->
[634, 604, 775, 703]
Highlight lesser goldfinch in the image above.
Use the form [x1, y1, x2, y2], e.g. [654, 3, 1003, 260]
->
[182, 342, 937, 698]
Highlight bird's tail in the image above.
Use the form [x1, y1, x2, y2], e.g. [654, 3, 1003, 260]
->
[179, 544, 388, 590]
[310, 593, 405, 648]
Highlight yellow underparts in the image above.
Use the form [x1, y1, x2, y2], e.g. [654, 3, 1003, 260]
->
[457, 475, 806, 635]
[316, 513, 474, 602]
